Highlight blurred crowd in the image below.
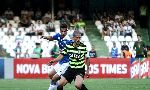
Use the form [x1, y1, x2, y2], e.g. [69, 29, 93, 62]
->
[94, 9, 150, 59]
[0, 8, 91, 58]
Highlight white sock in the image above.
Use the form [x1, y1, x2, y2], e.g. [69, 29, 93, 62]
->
[48, 84, 55, 90]
[48, 81, 55, 90]
[55, 81, 59, 87]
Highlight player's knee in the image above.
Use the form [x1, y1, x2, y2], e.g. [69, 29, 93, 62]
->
[48, 73, 53, 79]
[59, 79, 67, 87]
[75, 83, 82, 89]
[52, 74, 60, 81]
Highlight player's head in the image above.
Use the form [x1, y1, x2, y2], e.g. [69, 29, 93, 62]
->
[60, 24, 68, 37]
[125, 46, 129, 51]
[73, 30, 82, 45]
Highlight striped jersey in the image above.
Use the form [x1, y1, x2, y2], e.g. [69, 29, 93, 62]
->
[52, 33, 73, 64]
[61, 42, 87, 69]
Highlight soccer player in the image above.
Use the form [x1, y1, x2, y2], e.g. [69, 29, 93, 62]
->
[41, 24, 72, 90]
[49, 30, 90, 90]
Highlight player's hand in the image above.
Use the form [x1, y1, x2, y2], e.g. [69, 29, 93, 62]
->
[47, 60, 54, 66]
[86, 69, 90, 78]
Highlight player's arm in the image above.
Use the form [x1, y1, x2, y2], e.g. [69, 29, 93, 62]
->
[86, 57, 90, 71]
[48, 54, 64, 66]
[48, 45, 68, 66]
[41, 36, 54, 41]
[85, 52, 90, 77]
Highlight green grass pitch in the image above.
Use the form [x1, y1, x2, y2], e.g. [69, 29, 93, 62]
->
[0, 79, 150, 90]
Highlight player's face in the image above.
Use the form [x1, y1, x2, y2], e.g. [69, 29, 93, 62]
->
[60, 28, 67, 37]
[74, 34, 81, 45]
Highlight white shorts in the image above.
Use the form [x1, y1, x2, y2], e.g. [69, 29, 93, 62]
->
[53, 62, 69, 76]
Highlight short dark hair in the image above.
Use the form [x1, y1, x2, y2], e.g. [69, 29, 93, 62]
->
[60, 24, 67, 29]
[35, 43, 40, 45]
[125, 46, 129, 51]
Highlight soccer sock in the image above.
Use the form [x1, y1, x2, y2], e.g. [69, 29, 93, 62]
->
[55, 81, 63, 90]
[80, 84, 88, 90]
[48, 81, 56, 90]
[57, 86, 63, 90]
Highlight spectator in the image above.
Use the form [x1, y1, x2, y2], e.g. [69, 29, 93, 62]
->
[89, 46, 97, 58]
[24, 49, 30, 58]
[31, 42, 43, 58]
[15, 30, 24, 43]
[43, 10, 51, 24]
[147, 46, 150, 58]
[4, 8, 14, 20]
[97, 21, 104, 38]
[14, 42, 22, 58]
[47, 19, 55, 32]
[50, 41, 59, 58]
[26, 23, 36, 36]
[143, 45, 148, 58]
[35, 8, 42, 20]
[123, 22, 132, 37]
[118, 23, 124, 36]
[133, 35, 146, 58]
[121, 41, 129, 51]
[128, 16, 136, 28]
[35, 20, 45, 36]
[21, 8, 28, 18]
[122, 47, 132, 58]
[110, 42, 119, 58]
[5, 24, 14, 36]
[28, 8, 34, 19]
[20, 15, 31, 27]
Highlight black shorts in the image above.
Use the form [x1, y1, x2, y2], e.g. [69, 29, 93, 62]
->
[62, 66, 85, 83]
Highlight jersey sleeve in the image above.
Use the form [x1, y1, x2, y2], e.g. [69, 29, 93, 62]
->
[52, 33, 60, 40]
[60, 45, 68, 55]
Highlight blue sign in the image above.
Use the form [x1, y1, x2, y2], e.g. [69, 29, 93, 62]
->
[0, 59, 4, 78]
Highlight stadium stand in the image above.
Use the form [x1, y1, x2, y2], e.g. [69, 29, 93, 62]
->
[0, 14, 92, 58]
[94, 10, 142, 58]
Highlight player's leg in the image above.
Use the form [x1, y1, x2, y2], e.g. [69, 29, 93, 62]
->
[57, 66, 74, 89]
[75, 75, 83, 89]
[75, 75, 88, 90]
[48, 64, 59, 90]
[57, 76, 68, 87]
[56, 63, 69, 90]
[49, 63, 69, 90]
[48, 68, 56, 79]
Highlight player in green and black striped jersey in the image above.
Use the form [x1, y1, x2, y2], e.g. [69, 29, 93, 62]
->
[49, 30, 89, 90]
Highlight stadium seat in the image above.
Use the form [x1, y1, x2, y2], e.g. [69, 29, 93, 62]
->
[0, 31, 5, 38]
[10, 51, 16, 57]
[8, 20, 15, 25]
[43, 32, 50, 36]
[132, 36, 138, 41]
[106, 41, 113, 48]
[125, 36, 132, 42]
[83, 41, 92, 51]
[3, 28, 8, 33]
[128, 41, 135, 51]
[55, 20, 60, 25]
[104, 36, 111, 42]
[9, 36, 16, 42]
[111, 36, 118, 42]
[25, 28, 30, 32]
[118, 36, 125, 42]
[31, 36, 38, 42]
[50, 32, 56, 36]
[24, 36, 31, 42]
